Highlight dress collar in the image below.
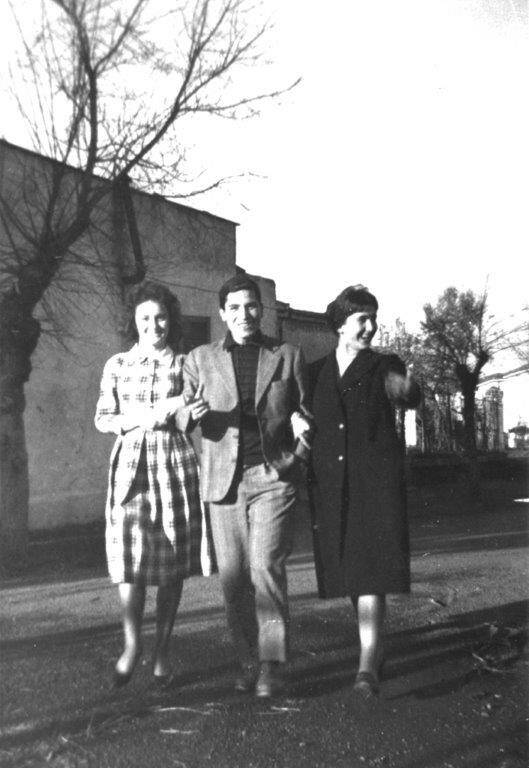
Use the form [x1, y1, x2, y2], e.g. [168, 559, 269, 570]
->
[128, 344, 175, 365]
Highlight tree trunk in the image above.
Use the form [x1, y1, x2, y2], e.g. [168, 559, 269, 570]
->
[0, 391, 30, 568]
[461, 387, 477, 453]
[0, 297, 40, 567]
[461, 385, 481, 498]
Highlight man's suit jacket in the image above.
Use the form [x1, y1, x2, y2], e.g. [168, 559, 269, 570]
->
[182, 335, 311, 503]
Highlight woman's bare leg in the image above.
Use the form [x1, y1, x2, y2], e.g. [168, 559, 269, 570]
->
[153, 580, 183, 678]
[116, 583, 146, 675]
[355, 594, 386, 678]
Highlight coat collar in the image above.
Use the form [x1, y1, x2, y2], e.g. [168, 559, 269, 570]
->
[338, 348, 380, 388]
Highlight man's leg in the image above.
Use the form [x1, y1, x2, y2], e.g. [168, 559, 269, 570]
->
[246, 466, 297, 664]
[208, 480, 258, 667]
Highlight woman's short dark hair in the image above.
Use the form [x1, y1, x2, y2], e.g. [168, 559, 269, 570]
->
[126, 281, 182, 351]
[218, 274, 261, 309]
[326, 285, 379, 334]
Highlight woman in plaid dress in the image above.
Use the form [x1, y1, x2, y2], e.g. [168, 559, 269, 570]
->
[95, 282, 212, 687]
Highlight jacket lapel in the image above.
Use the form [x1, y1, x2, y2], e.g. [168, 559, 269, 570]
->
[255, 344, 281, 406]
[211, 342, 238, 398]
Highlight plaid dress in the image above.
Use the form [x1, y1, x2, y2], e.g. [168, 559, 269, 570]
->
[95, 345, 213, 585]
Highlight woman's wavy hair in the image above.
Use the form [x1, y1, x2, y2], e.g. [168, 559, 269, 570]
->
[126, 281, 183, 351]
[326, 285, 379, 334]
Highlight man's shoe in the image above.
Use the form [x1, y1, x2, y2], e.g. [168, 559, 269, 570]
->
[234, 664, 257, 693]
[255, 661, 285, 699]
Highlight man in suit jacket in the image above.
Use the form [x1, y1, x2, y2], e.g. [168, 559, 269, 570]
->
[182, 274, 311, 697]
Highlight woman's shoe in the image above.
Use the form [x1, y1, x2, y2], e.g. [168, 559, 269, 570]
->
[113, 648, 142, 688]
[153, 671, 173, 689]
[152, 649, 174, 688]
[234, 663, 257, 693]
[255, 661, 286, 699]
[354, 647, 385, 698]
[353, 670, 380, 698]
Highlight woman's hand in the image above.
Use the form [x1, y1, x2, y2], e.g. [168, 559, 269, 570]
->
[291, 411, 312, 441]
[384, 366, 420, 406]
[186, 384, 210, 423]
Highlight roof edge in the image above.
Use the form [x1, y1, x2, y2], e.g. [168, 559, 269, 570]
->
[0, 137, 239, 228]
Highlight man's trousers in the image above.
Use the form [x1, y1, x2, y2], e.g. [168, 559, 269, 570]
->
[208, 463, 297, 663]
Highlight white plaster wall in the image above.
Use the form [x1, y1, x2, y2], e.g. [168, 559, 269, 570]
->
[26, 262, 123, 530]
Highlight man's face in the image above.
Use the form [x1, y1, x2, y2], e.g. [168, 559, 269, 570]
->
[220, 289, 263, 344]
[338, 308, 378, 352]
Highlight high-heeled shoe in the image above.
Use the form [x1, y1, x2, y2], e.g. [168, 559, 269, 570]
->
[353, 670, 380, 698]
[113, 648, 142, 688]
[153, 671, 174, 689]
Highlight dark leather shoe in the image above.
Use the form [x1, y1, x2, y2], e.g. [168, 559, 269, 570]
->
[255, 662, 285, 699]
[234, 664, 257, 693]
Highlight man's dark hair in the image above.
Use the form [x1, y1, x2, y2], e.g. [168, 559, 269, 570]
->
[326, 285, 379, 334]
[126, 281, 182, 351]
[218, 274, 262, 309]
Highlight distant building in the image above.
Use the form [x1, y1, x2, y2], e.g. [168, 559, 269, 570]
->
[477, 364, 529, 449]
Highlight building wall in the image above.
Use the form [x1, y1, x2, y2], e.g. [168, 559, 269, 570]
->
[0, 140, 238, 530]
[277, 305, 335, 362]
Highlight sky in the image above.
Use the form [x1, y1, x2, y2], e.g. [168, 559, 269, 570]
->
[1, 0, 528, 335]
[195, 0, 529, 333]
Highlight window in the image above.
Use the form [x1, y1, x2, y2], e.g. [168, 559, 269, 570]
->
[181, 316, 210, 353]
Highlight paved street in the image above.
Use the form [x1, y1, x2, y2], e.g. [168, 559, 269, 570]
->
[1, 483, 528, 768]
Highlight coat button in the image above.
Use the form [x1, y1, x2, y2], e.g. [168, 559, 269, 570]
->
[338, 455, 344, 461]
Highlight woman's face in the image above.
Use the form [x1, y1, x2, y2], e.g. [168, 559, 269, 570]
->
[134, 300, 169, 350]
[338, 307, 378, 352]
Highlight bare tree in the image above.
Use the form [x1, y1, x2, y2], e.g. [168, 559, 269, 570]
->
[379, 319, 454, 452]
[420, 287, 522, 490]
[508, 307, 529, 366]
[0, 0, 296, 563]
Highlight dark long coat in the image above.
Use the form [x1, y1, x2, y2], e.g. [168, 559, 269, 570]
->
[308, 348, 420, 598]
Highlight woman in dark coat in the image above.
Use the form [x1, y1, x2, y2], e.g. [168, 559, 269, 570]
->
[307, 285, 420, 697]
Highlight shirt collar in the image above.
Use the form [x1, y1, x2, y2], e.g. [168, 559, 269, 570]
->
[223, 330, 272, 351]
